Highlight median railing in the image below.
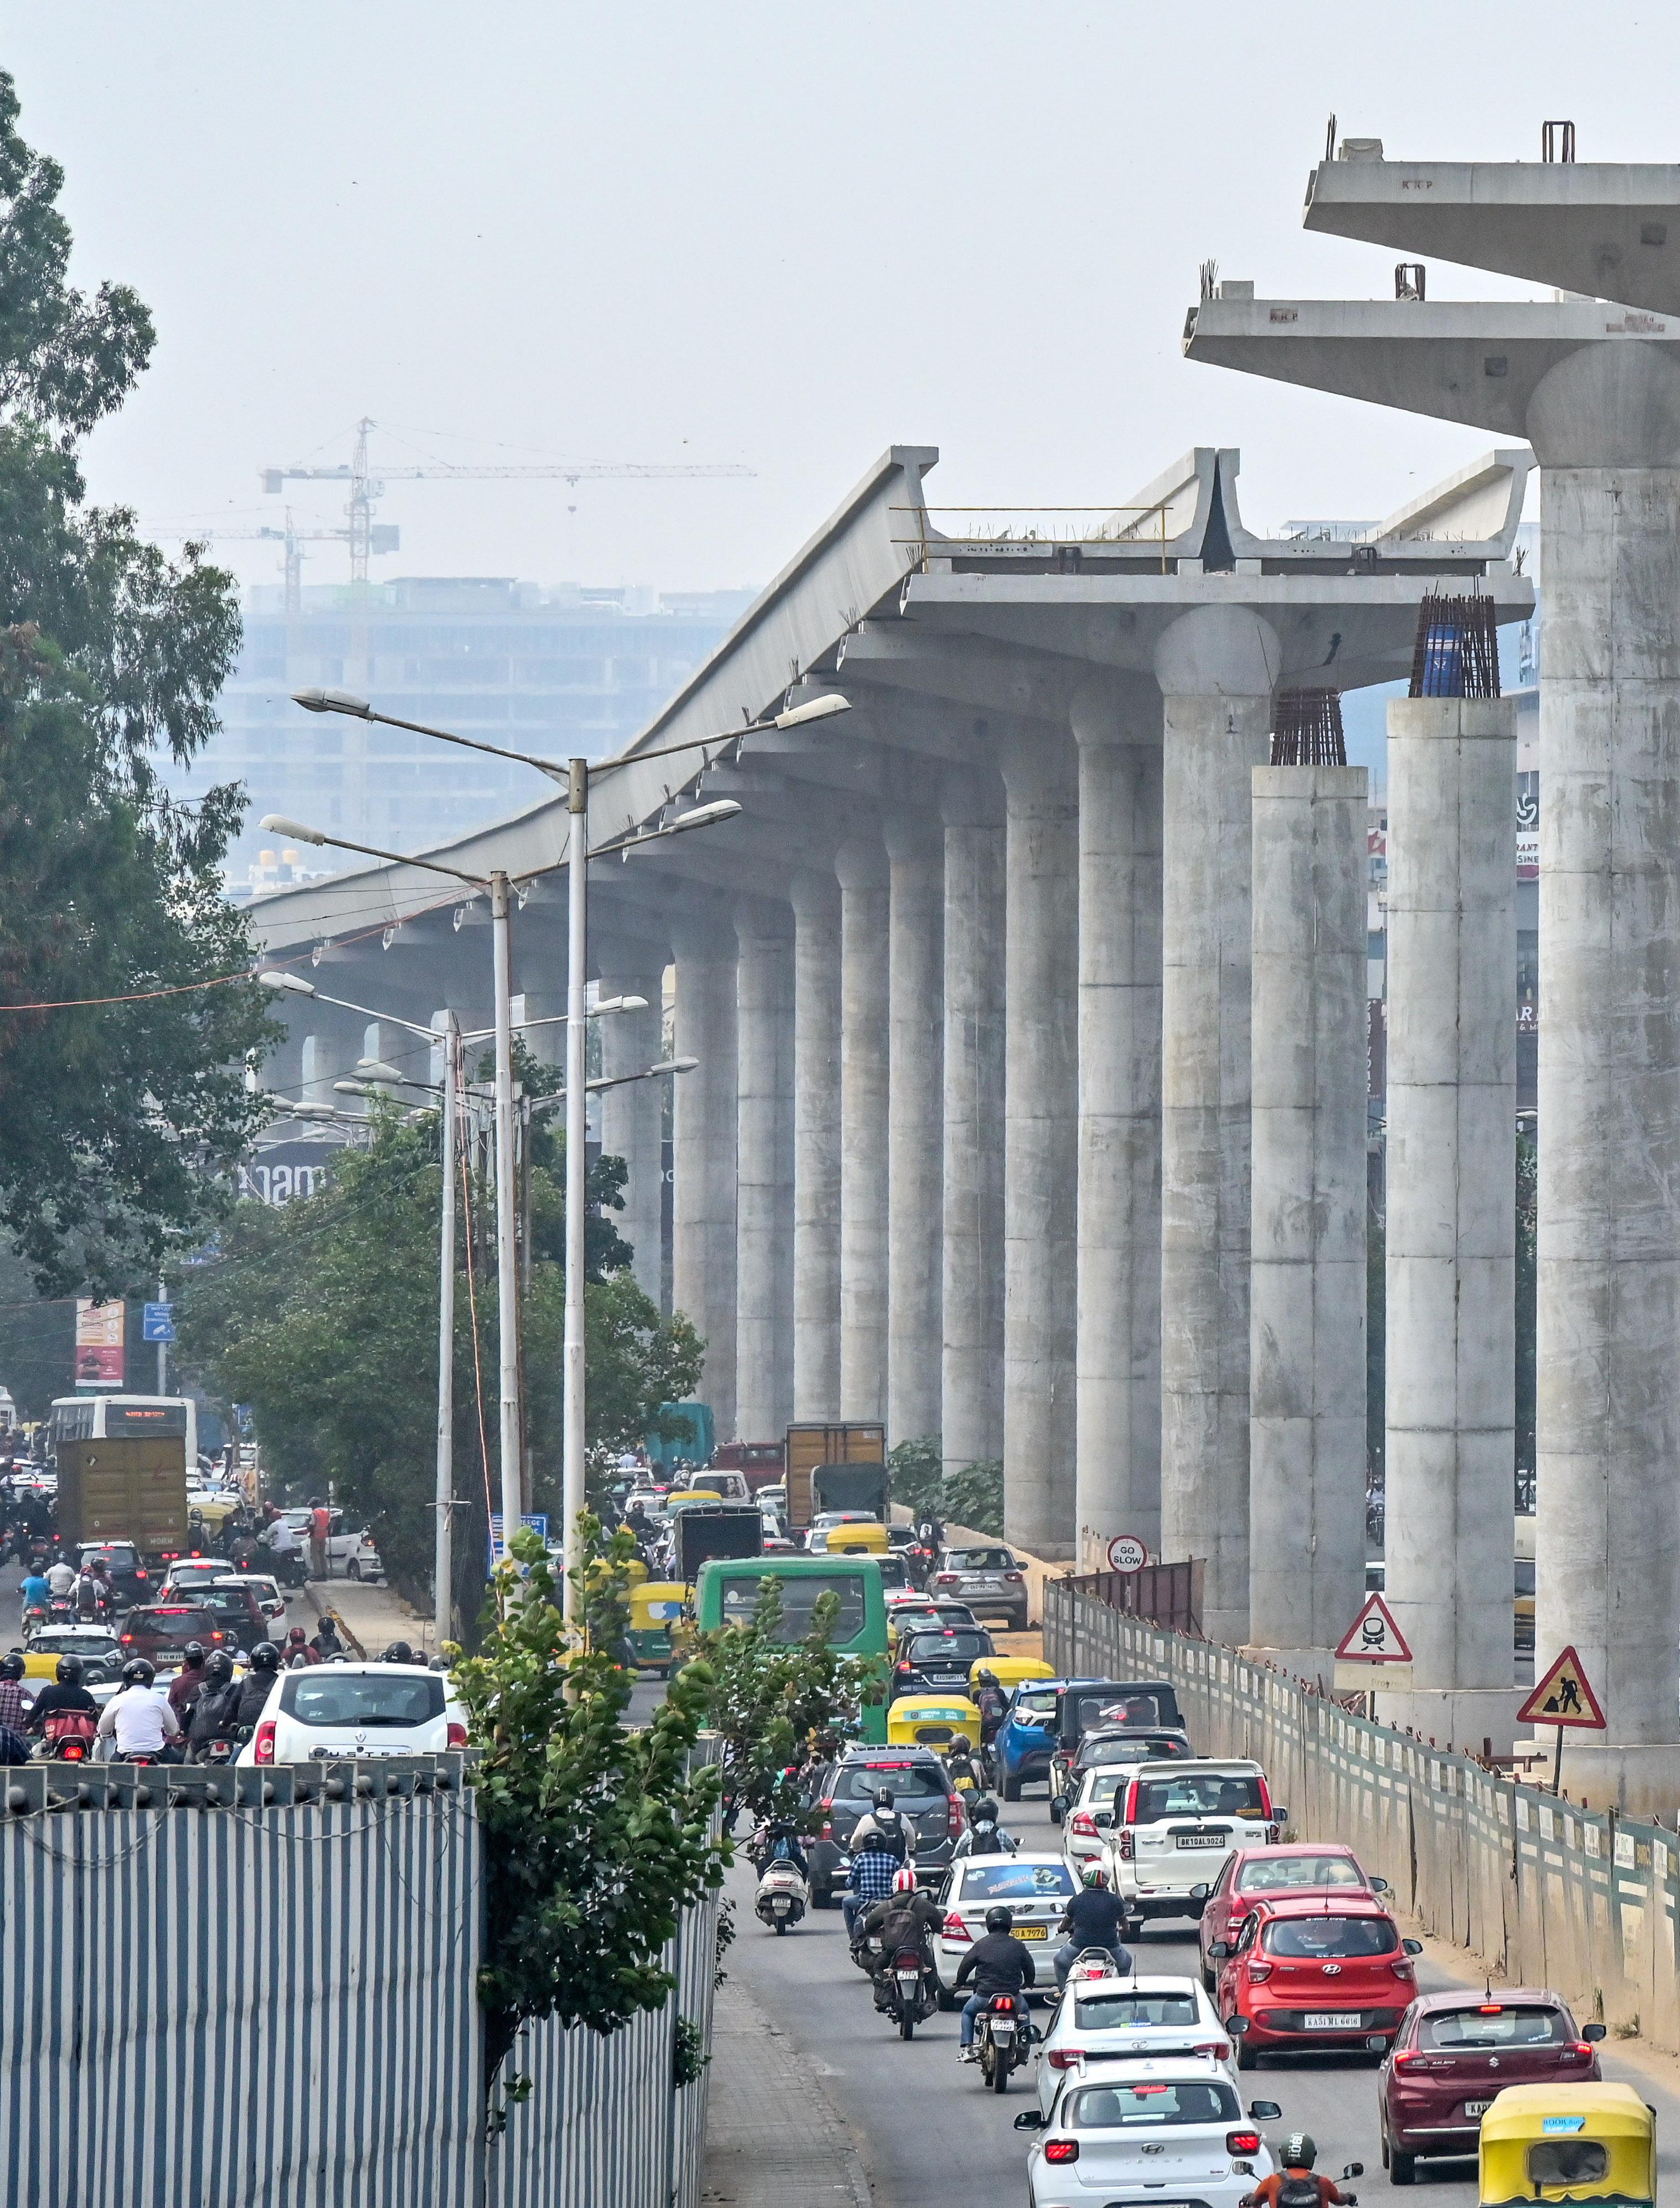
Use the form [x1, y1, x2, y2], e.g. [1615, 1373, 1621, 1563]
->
[1044, 1578, 1680, 2053]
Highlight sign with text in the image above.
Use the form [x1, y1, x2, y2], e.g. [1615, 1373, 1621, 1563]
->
[1106, 1534, 1148, 1574]
[141, 1302, 176, 1344]
[73, 1299, 125, 1390]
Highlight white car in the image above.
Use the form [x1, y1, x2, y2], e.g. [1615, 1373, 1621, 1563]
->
[1035, 1973, 1233, 2116]
[235, 1660, 464, 1765]
[1104, 1760, 1281, 1923]
[1062, 1768, 1128, 1876]
[1017, 2055, 1280, 2208]
[934, 1851, 1078, 2003]
[280, 1507, 373, 1574]
[214, 1572, 287, 1622]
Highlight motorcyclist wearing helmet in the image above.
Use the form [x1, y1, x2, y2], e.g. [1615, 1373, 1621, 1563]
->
[187, 1651, 242, 1758]
[951, 1794, 1019, 1858]
[971, 1669, 1009, 1745]
[168, 1642, 211, 1722]
[0, 1649, 29, 1734]
[848, 1785, 915, 1865]
[380, 1640, 418, 1667]
[842, 1828, 901, 1940]
[1053, 1860, 1134, 1989]
[952, 1902, 1036, 2060]
[26, 1654, 98, 1735]
[284, 1625, 319, 1667]
[226, 1642, 283, 1731]
[858, 1864, 942, 1991]
[97, 1658, 184, 1763]
[1240, 2133, 1355, 2208]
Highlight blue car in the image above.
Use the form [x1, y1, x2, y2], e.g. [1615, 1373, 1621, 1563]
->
[993, 1675, 1115, 1801]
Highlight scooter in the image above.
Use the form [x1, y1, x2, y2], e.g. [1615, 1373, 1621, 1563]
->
[35, 1710, 97, 1762]
[974, 1992, 1033, 2093]
[754, 1857, 809, 1936]
[875, 1943, 939, 2040]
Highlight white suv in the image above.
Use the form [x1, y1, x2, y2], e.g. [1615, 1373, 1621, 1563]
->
[236, 1661, 465, 1765]
[1104, 1760, 1282, 1925]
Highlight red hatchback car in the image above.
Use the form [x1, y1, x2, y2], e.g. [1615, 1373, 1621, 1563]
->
[1213, 1892, 1423, 2066]
[1378, 1988, 1605, 2182]
[1196, 1843, 1388, 1988]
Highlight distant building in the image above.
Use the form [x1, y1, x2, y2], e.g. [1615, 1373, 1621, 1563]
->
[173, 575, 756, 881]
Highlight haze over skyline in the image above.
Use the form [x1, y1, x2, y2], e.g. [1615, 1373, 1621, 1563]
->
[14, 3, 1674, 602]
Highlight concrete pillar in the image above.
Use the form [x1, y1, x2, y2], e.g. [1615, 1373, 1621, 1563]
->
[735, 897, 796, 1441]
[940, 771, 1006, 1478]
[596, 936, 668, 1303]
[836, 836, 890, 1423]
[1071, 681, 1163, 1564]
[1528, 374, 1680, 1805]
[999, 725, 1080, 1560]
[1248, 763, 1369, 1673]
[885, 813, 944, 1447]
[1379, 696, 1516, 1750]
[1155, 605, 1281, 1645]
[671, 906, 739, 1440]
[791, 869, 843, 1420]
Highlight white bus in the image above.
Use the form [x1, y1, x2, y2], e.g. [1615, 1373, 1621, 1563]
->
[50, 1395, 199, 1466]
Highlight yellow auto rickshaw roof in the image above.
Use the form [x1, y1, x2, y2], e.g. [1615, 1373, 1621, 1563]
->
[972, 1655, 1055, 1684]
[631, 1581, 689, 1604]
[664, 1490, 712, 1507]
[1480, 2082, 1652, 2143]
[889, 1694, 982, 1721]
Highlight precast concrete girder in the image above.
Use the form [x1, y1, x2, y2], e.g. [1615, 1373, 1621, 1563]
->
[838, 622, 1084, 724]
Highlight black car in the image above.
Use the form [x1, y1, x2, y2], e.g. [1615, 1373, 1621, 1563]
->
[1049, 1724, 1197, 1822]
[1047, 1680, 1188, 1807]
[188, 1582, 269, 1653]
[805, 1747, 962, 1907]
[891, 1624, 995, 1697]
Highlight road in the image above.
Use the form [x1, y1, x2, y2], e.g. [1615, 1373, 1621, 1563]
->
[719, 1779, 1680, 2208]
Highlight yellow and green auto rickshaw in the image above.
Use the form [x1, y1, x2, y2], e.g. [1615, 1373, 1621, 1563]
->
[1479, 2083, 1654, 2208]
[970, 1654, 1055, 1694]
[886, 1693, 986, 1787]
[626, 1582, 688, 1676]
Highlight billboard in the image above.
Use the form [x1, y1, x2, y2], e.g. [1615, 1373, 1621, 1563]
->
[73, 1300, 125, 1392]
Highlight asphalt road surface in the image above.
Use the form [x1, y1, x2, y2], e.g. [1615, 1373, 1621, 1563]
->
[720, 1780, 1680, 2208]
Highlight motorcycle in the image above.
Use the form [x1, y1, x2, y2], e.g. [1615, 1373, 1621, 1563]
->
[36, 1710, 97, 1762]
[975, 1992, 1033, 2093]
[875, 1943, 939, 2040]
[754, 1858, 809, 1936]
[849, 1928, 884, 1975]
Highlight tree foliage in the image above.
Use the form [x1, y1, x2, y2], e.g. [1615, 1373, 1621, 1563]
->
[686, 1576, 885, 1829]
[450, 1524, 728, 2093]
[887, 1434, 1005, 1539]
[0, 74, 272, 1297]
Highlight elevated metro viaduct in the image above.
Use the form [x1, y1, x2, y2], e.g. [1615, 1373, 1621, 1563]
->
[248, 438, 1530, 1663]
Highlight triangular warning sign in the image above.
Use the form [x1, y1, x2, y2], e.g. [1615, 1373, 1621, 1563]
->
[1517, 1645, 1606, 1731]
[1334, 1592, 1413, 1664]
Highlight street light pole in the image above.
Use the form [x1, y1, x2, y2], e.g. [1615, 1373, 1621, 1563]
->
[564, 762, 589, 1611]
[489, 869, 523, 1554]
[434, 1010, 460, 1649]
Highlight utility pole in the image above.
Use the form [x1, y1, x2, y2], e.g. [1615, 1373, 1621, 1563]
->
[434, 1013, 460, 1651]
[156, 1277, 167, 1396]
[563, 762, 589, 1617]
[491, 870, 523, 1557]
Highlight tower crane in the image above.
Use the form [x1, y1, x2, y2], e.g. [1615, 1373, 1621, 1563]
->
[262, 416, 754, 583]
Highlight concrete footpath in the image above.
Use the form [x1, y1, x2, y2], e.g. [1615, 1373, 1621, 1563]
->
[701, 1976, 871, 2208]
[304, 1574, 437, 1657]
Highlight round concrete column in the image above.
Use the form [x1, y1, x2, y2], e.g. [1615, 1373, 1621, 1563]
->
[1071, 679, 1163, 1565]
[1380, 697, 1517, 1746]
[1248, 762, 1369, 1673]
[940, 770, 1006, 1478]
[1153, 605, 1282, 1644]
[670, 905, 739, 1440]
[999, 725, 1080, 1560]
[1524, 344, 1680, 1805]
[735, 897, 796, 1441]
[885, 812, 944, 1447]
[596, 933, 669, 1306]
[836, 836, 890, 1423]
[791, 868, 843, 1420]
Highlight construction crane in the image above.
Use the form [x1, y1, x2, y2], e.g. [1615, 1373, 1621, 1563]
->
[262, 416, 754, 582]
[148, 512, 357, 615]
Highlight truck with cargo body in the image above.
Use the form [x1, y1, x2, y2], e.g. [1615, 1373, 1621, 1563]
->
[784, 1423, 887, 1531]
[54, 1434, 191, 1561]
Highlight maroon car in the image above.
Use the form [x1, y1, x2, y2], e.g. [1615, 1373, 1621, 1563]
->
[119, 1605, 231, 1668]
[1379, 1989, 1606, 2182]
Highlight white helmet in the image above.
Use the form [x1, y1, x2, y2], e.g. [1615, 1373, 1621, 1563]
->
[892, 1867, 918, 1894]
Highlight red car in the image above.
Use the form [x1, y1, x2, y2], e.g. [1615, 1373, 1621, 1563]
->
[119, 1605, 230, 1668]
[1196, 1843, 1388, 1988]
[1378, 1988, 1605, 2182]
[1213, 1892, 1423, 2066]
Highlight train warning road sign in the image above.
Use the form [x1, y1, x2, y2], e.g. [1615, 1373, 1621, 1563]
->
[1334, 1592, 1413, 1664]
[1517, 1645, 1606, 1730]
[1107, 1534, 1148, 1574]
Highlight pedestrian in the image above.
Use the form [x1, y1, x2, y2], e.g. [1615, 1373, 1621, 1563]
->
[307, 1497, 331, 1581]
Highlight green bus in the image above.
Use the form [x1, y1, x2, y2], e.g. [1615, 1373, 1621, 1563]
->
[692, 1554, 890, 1742]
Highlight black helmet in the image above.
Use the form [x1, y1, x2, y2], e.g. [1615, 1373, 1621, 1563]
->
[983, 1905, 1014, 1934]
[121, 1657, 156, 1687]
[873, 1786, 894, 1812]
[204, 1650, 234, 1685]
[0, 1653, 23, 1681]
[182, 1641, 207, 1667]
[55, 1656, 84, 1685]
[976, 1669, 999, 1686]
[381, 1640, 415, 1666]
[860, 1828, 890, 1852]
[1282, 2134, 1317, 2170]
[970, 1796, 999, 1823]
[247, 1641, 281, 1674]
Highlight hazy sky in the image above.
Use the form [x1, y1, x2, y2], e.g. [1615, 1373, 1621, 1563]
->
[14, 4, 1678, 598]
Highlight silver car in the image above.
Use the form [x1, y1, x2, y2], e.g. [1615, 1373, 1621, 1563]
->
[930, 1544, 1029, 1630]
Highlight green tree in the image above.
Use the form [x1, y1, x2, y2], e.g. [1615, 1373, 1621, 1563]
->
[450, 1524, 727, 2097]
[887, 1433, 1006, 1539]
[0, 75, 271, 1297]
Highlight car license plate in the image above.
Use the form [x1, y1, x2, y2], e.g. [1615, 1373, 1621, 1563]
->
[308, 1743, 405, 1759]
[1303, 2011, 1363, 2028]
[1465, 2101, 1494, 2118]
[1176, 1833, 1225, 1849]
[1015, 1925, 1048, 1939]
[972, 1578, 1001, 1591]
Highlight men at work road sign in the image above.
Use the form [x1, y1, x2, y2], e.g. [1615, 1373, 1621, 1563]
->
[1517, 1645, 1607, 1730]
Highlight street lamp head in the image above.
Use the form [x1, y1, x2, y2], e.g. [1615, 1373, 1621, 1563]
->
[258, 813, 328, 845]
[774, 692, 851, 730]
[333, 1081, 372, 1097]
[593, 994, 649, 1015]
[354, 1058, 409, 1084]
[288, 1101, 339, 1121]
[257, 968, 317, 997]
[667, 799, 741, 834]
[646, 1057, 699, 1076]
[293, 687, 372, 718]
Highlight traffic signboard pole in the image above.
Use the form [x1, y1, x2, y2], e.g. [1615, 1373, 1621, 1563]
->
[156, 1278, 166, 1395]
